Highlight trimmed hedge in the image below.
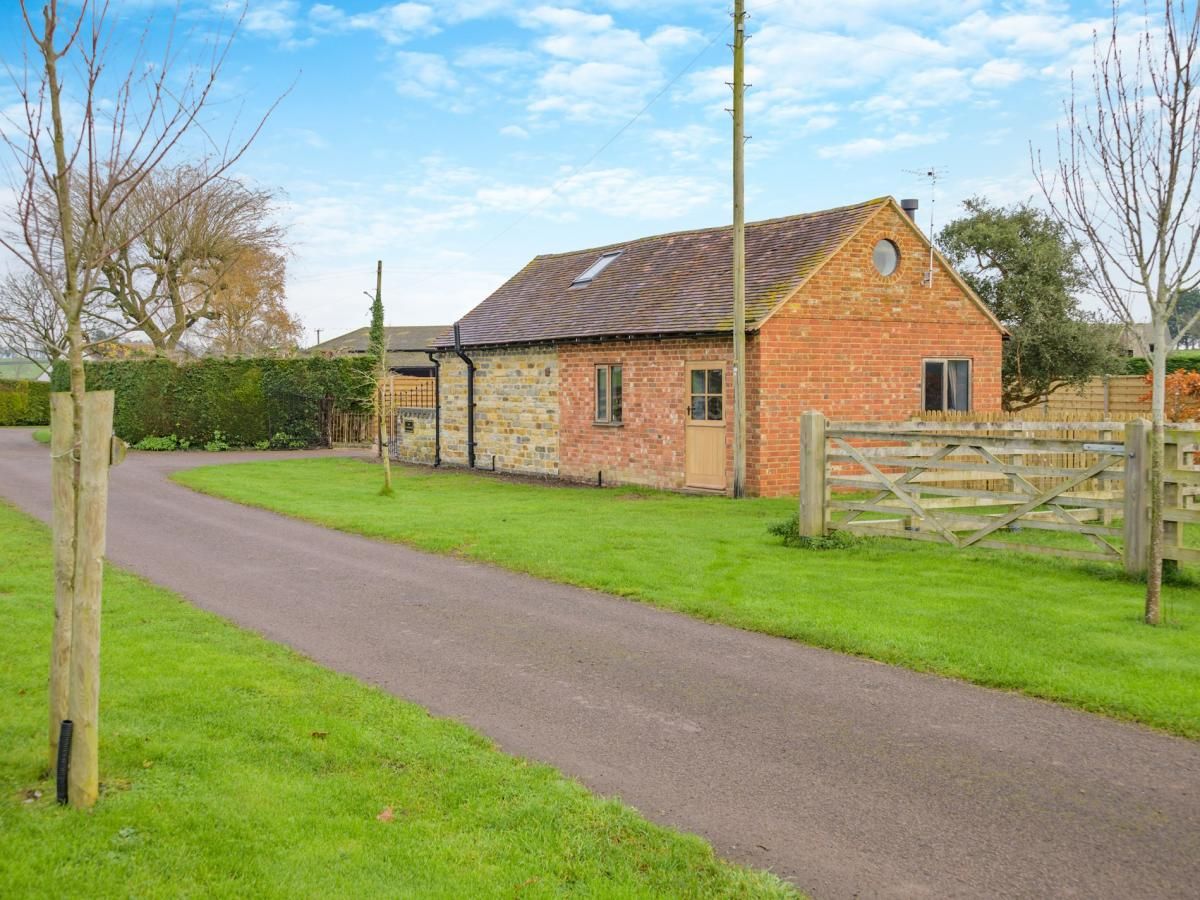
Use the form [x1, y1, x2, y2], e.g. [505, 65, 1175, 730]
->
[1124, 351, 1200, 376]
[51, 357, 374, 447]
[0, 379, 51, 426]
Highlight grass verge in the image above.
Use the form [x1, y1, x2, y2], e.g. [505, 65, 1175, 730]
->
[174, 458, 1200, 739]
[0, 501, 793, 898]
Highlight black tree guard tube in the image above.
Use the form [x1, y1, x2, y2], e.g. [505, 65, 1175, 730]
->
[56, 719, 73, 804]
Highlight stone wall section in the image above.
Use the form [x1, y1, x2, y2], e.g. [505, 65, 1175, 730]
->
[389, 408, 436, 465]
[435, 346, 559, 475]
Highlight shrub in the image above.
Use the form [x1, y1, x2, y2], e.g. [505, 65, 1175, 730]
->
[134, 435, 180, 451]
[1139, 370, 1200, 421]
[204, 430, 231, 452]
[769, 516, 863, 550]
[51, 356, 373, 448]
[0, 380, 51, 426]
[1124, 350, 1200, 376]
[269, 431, 307, 450]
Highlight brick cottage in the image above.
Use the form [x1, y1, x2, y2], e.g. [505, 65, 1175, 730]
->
[399, 197, 1004, 497]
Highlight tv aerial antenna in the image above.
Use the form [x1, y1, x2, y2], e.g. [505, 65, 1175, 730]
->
[904, 166, 946, 288]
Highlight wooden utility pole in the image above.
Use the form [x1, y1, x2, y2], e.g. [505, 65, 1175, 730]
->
[731, 0, 747, 498]
[373, 260, 384, 460]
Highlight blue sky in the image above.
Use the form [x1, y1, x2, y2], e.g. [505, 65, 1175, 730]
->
[1, 0, 1116, 341]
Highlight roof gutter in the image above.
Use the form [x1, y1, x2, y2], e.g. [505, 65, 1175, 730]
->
[452, 323, 476, 469]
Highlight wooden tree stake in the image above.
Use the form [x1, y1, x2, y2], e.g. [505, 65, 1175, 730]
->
[48, 392, 76, 768]
[67, 390, 114, 808]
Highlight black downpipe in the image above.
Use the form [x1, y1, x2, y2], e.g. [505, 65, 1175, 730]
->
[425, 350, 441, 467]
[56, 719, 73, 804]
[452, 324, 476, 468]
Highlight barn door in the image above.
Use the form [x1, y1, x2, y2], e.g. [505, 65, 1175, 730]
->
[685, 364, 727, 490]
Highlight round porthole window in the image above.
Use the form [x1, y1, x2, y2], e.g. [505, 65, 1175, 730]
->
[872, 239, 900, 277]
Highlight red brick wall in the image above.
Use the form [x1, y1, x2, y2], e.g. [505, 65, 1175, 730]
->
[543, 203, 1002, 497]
[747, 203, 1003, 496]
[558, 337, 731, 490]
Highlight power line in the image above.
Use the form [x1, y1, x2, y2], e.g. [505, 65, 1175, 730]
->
[399, 15, 736, 293]
[295, 6, 771, 299]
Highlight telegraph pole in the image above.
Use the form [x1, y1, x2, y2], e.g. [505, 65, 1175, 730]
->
[731, 0, 747, 498]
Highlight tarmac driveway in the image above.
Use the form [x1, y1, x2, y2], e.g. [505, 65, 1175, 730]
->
[1, 427, 1198, 898]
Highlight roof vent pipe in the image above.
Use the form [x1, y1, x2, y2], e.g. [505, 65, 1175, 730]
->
[900, 198, 920, 222]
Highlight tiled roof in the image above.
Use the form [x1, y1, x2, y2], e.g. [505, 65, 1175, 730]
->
[438, 198, 887, 348]
[311, 325, 446, 369]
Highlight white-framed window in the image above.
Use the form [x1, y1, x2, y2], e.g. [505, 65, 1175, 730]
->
[923, 358, 971, 412]
[595, 364, 623, 423]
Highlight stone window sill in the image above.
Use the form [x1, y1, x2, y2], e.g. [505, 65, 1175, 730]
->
[593, 421, 624, 428]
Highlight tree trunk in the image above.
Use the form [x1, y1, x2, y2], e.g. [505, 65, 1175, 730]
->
[377, 381, 393, 496]
[1146, 319, 1167, 625]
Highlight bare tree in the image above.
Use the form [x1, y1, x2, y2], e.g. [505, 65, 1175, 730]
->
[0, 271, 68, 375]
[1035, 0, 1200, 625]
[195, 247, 303, 357]
[1, 0, 281, 806]
[93, 165, 284, 353]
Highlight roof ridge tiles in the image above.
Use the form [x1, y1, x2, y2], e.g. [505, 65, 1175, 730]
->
[531, 197, 890, 260]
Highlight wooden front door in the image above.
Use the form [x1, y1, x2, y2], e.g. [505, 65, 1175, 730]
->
[685, 364, 727, 490]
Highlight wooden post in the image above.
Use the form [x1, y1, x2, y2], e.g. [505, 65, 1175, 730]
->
[1163, 434, 1181, 574]
[799, 412, 827, 537]
[67, 390, 114, 809]
[1123, 417, 1151, 577]
[48, 393, 76, 768]
[1100, 427, 1115, 526]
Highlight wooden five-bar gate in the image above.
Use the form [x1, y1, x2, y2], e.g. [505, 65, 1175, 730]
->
[798, 413, 1200, 573]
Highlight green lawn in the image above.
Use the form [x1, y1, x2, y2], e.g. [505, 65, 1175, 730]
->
[0, 502, 792, 898]
[175, 459, 1200, 739]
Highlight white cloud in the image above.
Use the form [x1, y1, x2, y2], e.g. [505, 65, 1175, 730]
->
[455, 46, 536, 69]
[649, 123, 720, 161]
[476, 166, 718, 219]
[944, 10, 1101, 57]
[240, 0, 302, 39]
[500, 124, 530, 139]
[971, 58, 1028, 88]
[309, 2, 436, 44]
[518, 5, 702, 121]
[818, 131, 944, 159]
[390, 52, 458, 99]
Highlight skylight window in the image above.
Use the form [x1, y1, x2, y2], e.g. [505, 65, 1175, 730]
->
[571, 250, 622, 286]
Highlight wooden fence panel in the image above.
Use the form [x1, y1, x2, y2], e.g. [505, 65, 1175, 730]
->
[383, 376, 435, 409]
[329, 410, 374, 446]
[1030, 375, 1150, 416]
[799, 411, 1200, 569]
